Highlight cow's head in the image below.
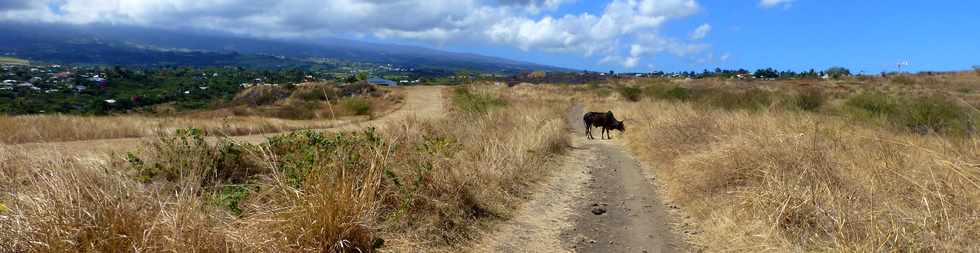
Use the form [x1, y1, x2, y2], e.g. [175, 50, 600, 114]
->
[612, 120, 625, 132]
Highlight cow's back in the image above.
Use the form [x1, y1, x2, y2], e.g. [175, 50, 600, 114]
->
[584, 111, 612, 126]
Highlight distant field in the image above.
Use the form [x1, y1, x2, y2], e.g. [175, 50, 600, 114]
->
[0, 83, 402, 144]
[0, 56, 29, 65]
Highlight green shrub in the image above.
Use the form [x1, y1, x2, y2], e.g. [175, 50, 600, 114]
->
[793, 90, 827, 111]
[452, 86, 507, 113]
[647, 85, 694, 101]
[847, 93, 975, 134]
[618, 86, 643, 102]
[128, 128, 262, 186]
[272, 101, 319, 119]
[290, 85, 339, 102]
[343, 97, 373, 116]
[209, 185, 254, 216]
[265, 129, 385, 187]
[708, 89, 773, 111]
[901, 96, 973, 134]
[846, 92, 899, 116]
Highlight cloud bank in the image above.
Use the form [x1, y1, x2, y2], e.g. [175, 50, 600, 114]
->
[0, 0, 713, 69]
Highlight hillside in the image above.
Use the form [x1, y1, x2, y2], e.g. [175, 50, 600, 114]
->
[0, 22, 568, 73]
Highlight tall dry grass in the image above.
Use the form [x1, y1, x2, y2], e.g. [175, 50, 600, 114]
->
[607, 99, 980, 251]
[0, 114, 357, 144]
[0, 85, 570, 252]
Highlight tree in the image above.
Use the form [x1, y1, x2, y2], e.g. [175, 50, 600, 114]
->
[356, 72, 369, 81]
[973, 65, 980, 75]
[754, 68, 779, 79]
[825, 67, 851, 79]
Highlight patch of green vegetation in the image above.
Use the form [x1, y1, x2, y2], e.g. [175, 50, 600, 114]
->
[343, 97, 373, 116]
[128, 128, 260, 186]
[210, 185, 254, 216]
[706, 88, 773, 111]
[901, 96, 974, 134]
[846, 93, 976, 134]
[452, 86, 507, 113]
[792, 90, 827, 112]
[846, 92, 899, 116]
[618, 86, 643, 102]
[265, 129, 385, 187]
[645, 85, 694, 101]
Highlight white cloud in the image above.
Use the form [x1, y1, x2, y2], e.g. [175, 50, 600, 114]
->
[1, 0, 714, 68]
[720, 52, 731, 61]
[759, 0, 794, 9]
[623, 56, 640, 68]
[689, 23, 710, 40]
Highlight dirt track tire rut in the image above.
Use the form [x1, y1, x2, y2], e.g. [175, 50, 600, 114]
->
[473, 104, 686, 253]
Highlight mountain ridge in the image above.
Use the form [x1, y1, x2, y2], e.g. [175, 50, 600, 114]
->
[0, 22, 571, 73]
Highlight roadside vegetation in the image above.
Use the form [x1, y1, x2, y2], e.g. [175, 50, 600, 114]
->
[0, 85, 571, 252]
[592, 73, 980, 251]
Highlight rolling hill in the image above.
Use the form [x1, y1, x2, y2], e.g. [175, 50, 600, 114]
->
[0, 22, 568, 73]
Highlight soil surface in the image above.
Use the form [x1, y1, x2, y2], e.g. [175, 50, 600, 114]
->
[472, 104, 686, 253]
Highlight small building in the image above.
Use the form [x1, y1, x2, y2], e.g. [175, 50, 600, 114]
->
[367, 77, 397, 86]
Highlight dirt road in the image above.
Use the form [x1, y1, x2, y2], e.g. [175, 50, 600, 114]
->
[5, 86, 445, 161]
[473, 104, 685, 253]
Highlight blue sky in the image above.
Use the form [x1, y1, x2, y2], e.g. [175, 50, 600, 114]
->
[391, 0, 980, 73]
[2, 0, 978, 73]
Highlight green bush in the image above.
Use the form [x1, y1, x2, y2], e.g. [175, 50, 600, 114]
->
[647, 85, 694, 101]
[847, 93, 975, 134]
[265, 129, 385, 187]
[708, 89, 773, 111]
[452, 86, 507, 113]
[618, 86, 643, 102]
[272, 101, 319, 120]
[793, 90, 827, 111]
[846, 92, 899, 116]
[343, 97, 373, 116]
[128, 128, 261, 186]
[901, 96, 973, 134]
[291, 85, 339, 102]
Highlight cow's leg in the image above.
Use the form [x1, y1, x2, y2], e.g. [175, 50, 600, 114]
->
[585, 123, 593, 139]
[585, 125, 592, 139]
[602, 127, 607, 139]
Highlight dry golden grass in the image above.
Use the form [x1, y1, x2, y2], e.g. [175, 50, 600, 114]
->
[603, 98, 980, 251]
[0, 114, 355, 144]
[0, 85, 570, 252]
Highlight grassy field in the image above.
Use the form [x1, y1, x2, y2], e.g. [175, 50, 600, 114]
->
[0, 85, 572, 252]
[588, 72, 980, 251]
[0, 83, 402, 144]
[0, 56, 29, 65]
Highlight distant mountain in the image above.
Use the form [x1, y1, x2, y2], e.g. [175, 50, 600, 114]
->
[0, 22, 569, 73]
